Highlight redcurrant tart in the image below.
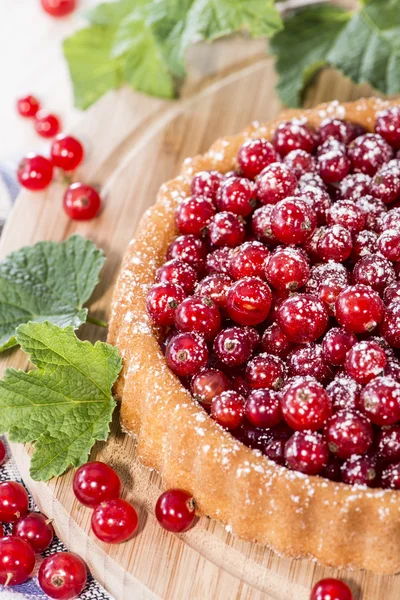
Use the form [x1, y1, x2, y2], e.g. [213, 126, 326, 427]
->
[0, 536, 35, 586]
[41, 0, 77, 17]
[63, 182, 101, 220]
[13, 512, 54, 553]
[50, 135, 84, 172]
[38, 552, 87, 600]
[73, 461, 122, 508]
[16, 95, 40, 118]
[17, 153, 53, 191]
[91, 498, 138, 544]
[155, 489, 196, 533]
[0, 481, 29, 522]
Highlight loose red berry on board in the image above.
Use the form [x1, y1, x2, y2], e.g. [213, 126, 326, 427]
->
[325, 410, 373, 459]
[281, 378, 332, 431]
[285, 431, 329, 475]
[360, 376, 400, 425]
[0, 536, 36, 586]
[277, 293, 328, 344]
[155, 489, 196, 533]
[50, 135, 84, 172]
[91, 498, 138, 544]
[34, 111, 61, 138]
[0, 439, 6, 466]
[38, 552, 87, 600]
[16, 95, 40, 118]
[73, 461, 122, 508]
[311, 577, 353, 600]
[17, 153, 53, 191]
[237, 138, 278, 179]
[226, 277, 272, 326]
[0, 482, 29, 522]
[271, 197, 317, 245]
[165, 332, 208, 377]
[211, 390, 245, 429]
[146, 282, 185, 327]
[13, 512, 54, 553]
[41, 0, 77, 17]
[63, 183, 101, 221]
[191, 369, 231, 407]
[335, 284, 384, 333]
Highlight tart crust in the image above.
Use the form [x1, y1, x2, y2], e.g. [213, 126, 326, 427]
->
[108, 97, 400, 575]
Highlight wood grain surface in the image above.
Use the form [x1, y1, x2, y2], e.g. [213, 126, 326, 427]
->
[0, 52, 398, 600]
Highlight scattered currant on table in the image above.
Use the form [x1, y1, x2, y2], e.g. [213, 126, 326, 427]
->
[0, 536, 36, 586]
[12, 512, 54, 553]
[34, 111, 61, 138]
[16, 95, 40, 118]
[38, 552, 87, 600]
[51, 134, 84, 171]
[310, 577, 353, 600]
[0, 481, 29, 522]
[73, 461, 122, 507]
[0, 439, 6, 466]
[155, 489, 196, 533]
[144, 108, 400, 488]
[63, 182, 101, 220]
[91, 498, 139, 544]
[17, 153, 54, 191]
[41, 0, 77, 18]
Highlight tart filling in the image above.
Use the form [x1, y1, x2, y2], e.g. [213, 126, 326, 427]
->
[109, 99, 400, 574]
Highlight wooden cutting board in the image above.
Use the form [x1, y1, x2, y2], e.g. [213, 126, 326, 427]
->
[0, 52, 398, 600]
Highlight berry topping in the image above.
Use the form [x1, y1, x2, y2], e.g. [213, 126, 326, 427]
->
[271, 197, 317, 245]
[155, 489, 196, 532]
[216, 176, 257, 216]
[238, 138, 278, 179]
[211, 390, 245, 429]
[256, 163, 297, 205]
[277, 293, 328, 344]
[281, 378, 332, 431]
[175, 196, 216, 236]
[285, 431, 329, 475]
[226, 277, 272, 326]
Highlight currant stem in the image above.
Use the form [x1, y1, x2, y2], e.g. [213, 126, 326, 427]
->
[5, 573, 12, 587]
[87, 315, 108, 328]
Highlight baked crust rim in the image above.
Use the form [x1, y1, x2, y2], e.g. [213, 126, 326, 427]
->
[108, 97, 400, 575]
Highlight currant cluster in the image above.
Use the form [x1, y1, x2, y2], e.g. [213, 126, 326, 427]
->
[16, 95, 101, 220]
[147, 106, 400, 488]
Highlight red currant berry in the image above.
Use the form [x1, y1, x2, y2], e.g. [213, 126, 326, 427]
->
[375, 106, 400, 149]
[345, 340, 387, 385]
[322, 328, 357, 366]
[335, 284, 384, 333]
[191, 170, 223, 202]
[0, 482, 29, 522]
[191, 368, 231, 406]
[16, 95, 40, 118]
[382, 300, 400, 347]
[310, 578, 353, 600]
[325, 410, 373, 459]
[281, 377, 332, 431]
[326, 376, 361, 412]
[326, 199, 365, 234]
[213, 327, 254, 367]
[261, 323, 293, 358]
[370, 164, 400, 204]
[41, 0, 76, 17]
[350, 230, 378, 262]
[38, 552, 87, 600]
[256, 163, 297, 205]
[51, 135, 84, 171]
[360, 376, 400, 425]
[34, 111, 61, 138]
[318, 150, 350, 184]
[230, 373, 250, 398]
[63, 183, 101, 220]
[72, 461, 121, 508]
[195, 273, 232, 309]
[165, 332, 208, 377]
[216, 176, 256, 216]
[285, 431, 329, 475]
[155, 489, 196, 532]
[319, 118, 357, 145]
[341, 455, 378, 487]
[317, 224, 353, 262]
[277, 293, 328, 344]
[207, 211, 245, 248]
[265, 247, 309, 291]
[298, 185, 332, 225]
[175, 296, 221, 340]
[205, 247, 232, 275]
[91, 498, 138, 544]
[381, 462, 400, 489]
[287, 344, 333, 384]
[273, 120, 315, 156]
[237, 138, 278, 179]
[378, 229, 400, 262]
[283, 149, 317, 178]
[167, 234, 207, 272]
[226, 277, 272, 326]
[157, 259, 197, 295]
[229, 241, 269, 280]
[17, 153, 53, 191]
[356, 195, 387, 232]
[0, 536, 35, 586]
[271, 197, 317, 245]
[13, 512, 54, 553]
[0, 439, 6, 466]
[245, 389, 282, 428]
[251, 205, 279, 245]
[211, 390, 245, 429]
[348, 133, 393, 176]
[353, 254, 395, 295]
[146, 282, 185, 327]
[175, 195, 216, 236]
[339, 173, 371, 201]
[377, 425, 400, 461]
[246, 353, 286, 390]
